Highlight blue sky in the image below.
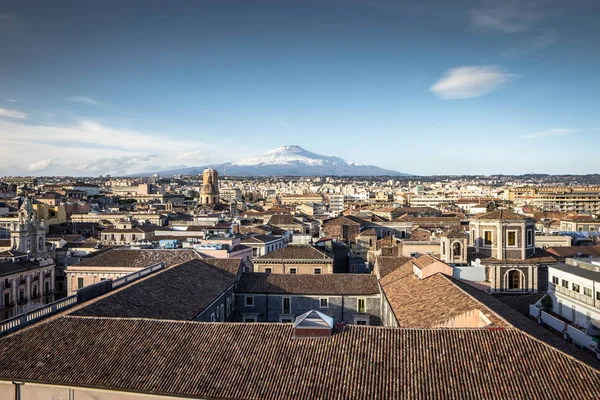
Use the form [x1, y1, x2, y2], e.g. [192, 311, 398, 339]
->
[1, 0, 599, 176]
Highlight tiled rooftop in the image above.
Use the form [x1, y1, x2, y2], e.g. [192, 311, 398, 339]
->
[1, 317, 598, 400]
[71, 258, 239, 320]
[236, 272, 379, 295]
[76, 249, 200, 268]
[255, 245, 330, 261]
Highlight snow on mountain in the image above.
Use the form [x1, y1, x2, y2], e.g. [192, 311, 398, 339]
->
[144, 145, 410, 177]
[232, 145, 358, 167]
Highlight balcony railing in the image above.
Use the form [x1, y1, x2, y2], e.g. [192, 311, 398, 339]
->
[550, 283, 596, 307]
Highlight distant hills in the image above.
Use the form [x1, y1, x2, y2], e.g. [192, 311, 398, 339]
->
[147, 145, 410, 177]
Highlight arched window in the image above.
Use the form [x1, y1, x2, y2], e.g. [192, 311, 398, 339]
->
[508, 270, 522, 290]
[38, 237, 44, 252]
[453, 242, 461, 258]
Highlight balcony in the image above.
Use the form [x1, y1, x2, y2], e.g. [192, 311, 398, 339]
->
[550, 283, 596, 308]
[32, 275, 39, 282]
[3, 281, 11, 289]
[19, 278, 26, 285]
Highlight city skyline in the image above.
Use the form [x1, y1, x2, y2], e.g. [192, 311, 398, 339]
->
[1, 0, 600, 176]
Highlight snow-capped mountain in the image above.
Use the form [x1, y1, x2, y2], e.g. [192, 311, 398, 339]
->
[150, 145, 409, 176]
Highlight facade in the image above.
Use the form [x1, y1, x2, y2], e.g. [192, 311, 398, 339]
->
[235, 272, 381, 324]
[100, 220, 156, 245]
[65, 249, 200, 295]
[547, 258, 600, 330]
[240, 235, 286, 258]
[253, 245, 334, 274]
[0, 255, 55, 317]
[469, 210, 554, 294]
[199, 168, 220, 205]
[560, 218, 600, 232]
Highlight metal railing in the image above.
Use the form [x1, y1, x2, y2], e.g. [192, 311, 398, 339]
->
[550, 283, 597, 307]
[0, 262, 165, 337]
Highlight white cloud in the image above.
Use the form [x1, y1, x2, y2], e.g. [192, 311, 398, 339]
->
[429, 66, 518, 99]
[179, 150, 205, 161]
[518, 128, 579, 140]
[470, 2, 545, 33]
[7, 99, 17, 103]
[27, 159, 55, 171]
[68, 96, 102, 105]
[0, 108, 27, 119]
[0, 118, 235, 176]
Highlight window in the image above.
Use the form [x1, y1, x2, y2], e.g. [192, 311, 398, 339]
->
[552, 276, 559, 285]
[484, 230, 493, 245]
[562, 279, 569, 289]
[314, 268, 322, 275]
[244, 317, 256, 323]
[220, 304, 225, 321]
[100, 278, 106, 281]
[356, 320, 367, 326]
[245, 296, 254, 307]
[211, 313, 215, 322]
[216, 305, 219, 318]
[507, 231, 516, 246]
[584, 287, 592, 297]
[572, 283, 580, 293]
[508, 270, 521, 290]
[226, 298, 231, 316]
[264, 268, 272, 274]
[596, 291, 600, 301]
[320, 298, 329, 308]
[232, 295, 235, 310]
[357, 298, 366, 313]
[289, 268, 297, 274]
[527, 230, 533, 247]
[77, 277, 84, 289]
[282, 297, 291, 314]
[280, 318, 293, 323]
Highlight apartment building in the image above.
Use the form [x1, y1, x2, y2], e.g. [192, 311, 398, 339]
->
[253, 245, 333, 274]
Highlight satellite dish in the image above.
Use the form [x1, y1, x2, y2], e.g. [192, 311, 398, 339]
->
[475, 258, 481, 266]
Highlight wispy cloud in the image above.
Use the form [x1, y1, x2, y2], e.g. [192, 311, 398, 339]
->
[518, 128, 580, 140]
[0, 108, 27, 119]
[502, 28, 558, 57]
[27, 159, 55, 171]
[430, 66, 518, 99]
[470, 1, 546, 33]
[0, 118, 233, 176]
[68, 96, 103, 105]
[6, 99, 17, 103]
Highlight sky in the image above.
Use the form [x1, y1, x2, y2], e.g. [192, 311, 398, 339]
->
[0, 0, 599, 176]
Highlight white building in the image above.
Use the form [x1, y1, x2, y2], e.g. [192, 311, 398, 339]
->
[548, 258, 600, 329]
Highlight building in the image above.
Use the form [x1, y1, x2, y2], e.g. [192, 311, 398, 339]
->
[547, 258, 600, 330]
[469, 210, 556, 293]
[220, 188, 241, 202]
[234, 272, 380, 324]
[1, 317, 599, 399]
[253, 245, 333, 274]
[65, 249, 200, 295]
[439, 228, 468, 265]
[71, 258, 242, 322]
[100, 219, 156, 245]
[240, 235, 286, 258]
[199, 168, 220, 205]
[560, 217, 600, 232]
[0, 253, 55, 318]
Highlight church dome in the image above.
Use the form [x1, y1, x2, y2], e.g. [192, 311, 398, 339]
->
[201, 183, 218, 195]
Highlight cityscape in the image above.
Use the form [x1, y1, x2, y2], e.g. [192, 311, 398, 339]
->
[1, 1, 600, 399]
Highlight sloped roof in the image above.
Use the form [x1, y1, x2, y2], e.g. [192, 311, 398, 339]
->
[76, 249, 200, 268]
[474, 210, 531, 221]
[236, 272, 379, 295]
[380, 268, 507, 328]
[1, 317, 599, 399]
[255, 245, 330, 261]
[71, 258, 239, 320]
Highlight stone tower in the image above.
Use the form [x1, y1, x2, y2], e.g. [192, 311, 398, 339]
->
[440, 228, 468, 265]
[199, 168, 219, 205]
[10, 197, 47, 257]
